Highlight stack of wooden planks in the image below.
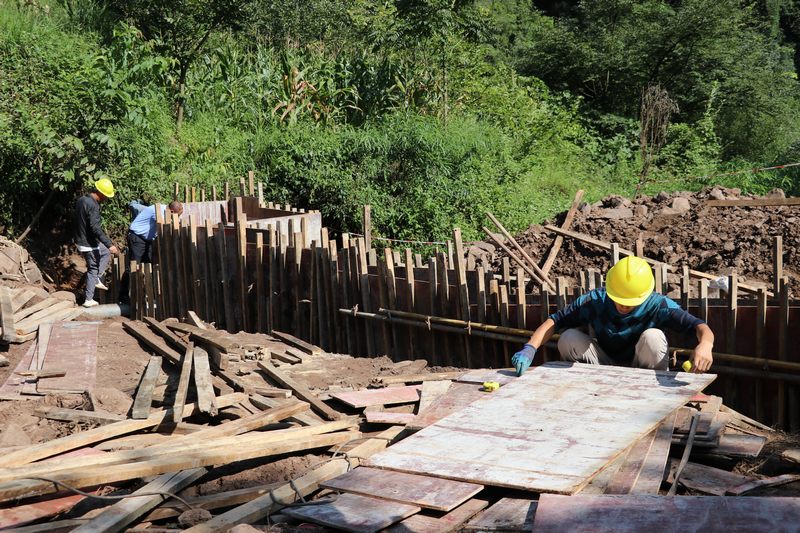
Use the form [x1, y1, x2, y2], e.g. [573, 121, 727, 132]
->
[0, 286, 83, 344]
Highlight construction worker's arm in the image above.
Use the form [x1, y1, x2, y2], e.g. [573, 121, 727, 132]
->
[511, 318, 557, 376]
[692, 323, 714, 373]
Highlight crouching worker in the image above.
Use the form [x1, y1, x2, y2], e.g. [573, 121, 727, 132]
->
[510, 256, 714, 376]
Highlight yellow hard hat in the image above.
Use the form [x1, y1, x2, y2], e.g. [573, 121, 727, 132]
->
[605, 256, 655, 306]
[94, 178, 115, 198]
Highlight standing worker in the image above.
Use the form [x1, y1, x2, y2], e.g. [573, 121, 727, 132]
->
[75, 178, 119, 308]
[119, 200, 183, 304]
[511, 256, 714, 376]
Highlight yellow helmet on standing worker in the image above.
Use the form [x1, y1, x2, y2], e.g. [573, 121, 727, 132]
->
[605, 256, 655, 307]
[94, 178, 115, 198]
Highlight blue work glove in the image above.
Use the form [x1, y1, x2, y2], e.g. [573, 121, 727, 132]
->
[511, 344, 537, 377]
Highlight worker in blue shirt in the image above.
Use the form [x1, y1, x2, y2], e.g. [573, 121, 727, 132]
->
[119, 200, 183, 304]
[511, 256, 714, 376]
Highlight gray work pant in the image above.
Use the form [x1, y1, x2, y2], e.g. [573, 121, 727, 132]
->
[557, 328, 669, 370]
[82, 243, 111, 302]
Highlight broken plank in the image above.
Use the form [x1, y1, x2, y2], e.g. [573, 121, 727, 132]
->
[122, 321, 182, 366]
[185, 310, 208, 329]
[270, 350, 302, 365]
[665, 459, 754, 496]
[726, 473, 800, 496]
[379, 372, 465, 385]
[172, 343, 194, 423]
[630, 410, 676, 494]
[321, 466, 482, 511]
[332, 385, 422, 408]
[283, 492, 420, 533]
[464, 497, 536, 532]
[0, 393, 247, 468]
[270, 329, 324, 355]
[257, 361, 341, 420]
[72, 468, 207, 533]
[33, 407, 124, 425]
[131, 355, 162, 419]
[193, 347, 217, 416]
[532, 494, 800, 532]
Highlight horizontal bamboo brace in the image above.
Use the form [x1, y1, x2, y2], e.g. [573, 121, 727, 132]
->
[366, 308, 800, 375]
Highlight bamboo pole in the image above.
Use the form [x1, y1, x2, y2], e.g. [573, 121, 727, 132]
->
[486, 212, 555, 291]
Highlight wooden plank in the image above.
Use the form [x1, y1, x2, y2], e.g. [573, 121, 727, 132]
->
[217, 221, 236, 331]
[418, 380, 452, 413]
[270, 329, 324, 355]
[283, 492, 420, 533]
[541, 189, 585, 276]
[13, 300, 73, 335]
[332, 385, 422, 408]
[673, 396, 722, 434]
[249, 394, 323, 427]
[12, 297, 58, 322]
[664, 459, 753, 496]
[365, 411, 417, 425]
[0, 393, 247, 468]
[464, 497, 537, 532]
[322, 467, 482, 511]
[706, 433, 766, 458]
[630, 410, 676, 494]
[602, 428, 657, 494]
[143, 481, 284, 521]
[257, 361, 341, 420]
[34, 406, 124, 425]
[705, 197, 800, 207]
[368, 362, 715, 494]
[0, 431, 357, 503]
[408, 382, 486, 430]
[726, 473, 800, 496]
[532, 495, 800, 532]
[193, 346, 218, 416]
[9, 290, 36, 313]
[72, 468, 207, 533]
[131, 355, 162, 419]
[386, 498, 490, 533]
[122, 321, 182, 366]
[36, 321, 99, 394]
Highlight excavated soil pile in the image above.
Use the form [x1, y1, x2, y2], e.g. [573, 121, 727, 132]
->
[482, 187, 800, 297]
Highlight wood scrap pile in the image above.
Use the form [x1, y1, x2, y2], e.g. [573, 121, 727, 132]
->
[0, 286, 82, 344]
[0, 236, 43, 285]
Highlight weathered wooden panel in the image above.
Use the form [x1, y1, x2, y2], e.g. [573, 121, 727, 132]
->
[37, 321, 100, 394]
[282, 493, 420, 533]
[321, 467, 483, 511]
[365, 411, 416, 425]
[332, 385, 422, 408]
[464, 497, 537, 532]
[630, 410, 676, 494]
[532, 495, 800, 532]
[368, 362, 715, 494]
[387, 498, 489, 533]
[665, 460, 753, 496]
[407, 382, 486, 430]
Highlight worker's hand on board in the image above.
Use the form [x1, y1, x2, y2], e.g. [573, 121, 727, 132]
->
[692, 341, 714, 373]
[109, 245, 120, 255]
[511, 344, 537, 377]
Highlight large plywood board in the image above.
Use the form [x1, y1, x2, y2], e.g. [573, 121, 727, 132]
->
[321, 467, 483, 511]
[37, 321, 99, 393]
[368, 362, 715, 494]
[282, 493, 420, 533]
[532, 494, 800, 532]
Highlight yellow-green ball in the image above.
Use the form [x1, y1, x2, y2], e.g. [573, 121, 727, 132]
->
[682, 360, 693, 372]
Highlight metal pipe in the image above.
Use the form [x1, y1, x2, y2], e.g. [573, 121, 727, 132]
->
[80, 303, 130, 319]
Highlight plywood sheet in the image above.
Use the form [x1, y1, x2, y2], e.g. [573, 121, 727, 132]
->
[37, 321, 99, 393]
[282, 493, 420, 533]
[387, 498, 489, 533]
[532, 494, 800, 532]
[321, 467, 482, 511]
[331, 385, 422, 408]
[464, 497, 537, 532]
[407, 382, 486, 430]
[368, 362, 715, 494]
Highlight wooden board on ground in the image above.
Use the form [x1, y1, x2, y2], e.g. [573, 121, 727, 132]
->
[665, 460, 754, 496]
[282, 492, 420, 533]
[630, 410, 676, 494]
[35, 321, 99, 394]
[674, 395, 722, 435]
[704, 432, 767, 458]
[386, 498, 489, 533]
[257, 361, 341, 421]
[418, 380, 452, 413]
[131, 355, 162, 419]
[270, 330, 324, 355]
[368, 362, 715, 494]
[407, 382, 486, 431]
[464, 497, 537, 532]
[332, 385, 422, 408]
[0, 342, 36, 399]
[365, 411, 417, 425]
[321, 466, 483, 511]
[457, 368, 517, 386]
[193, 347, 217, 416]
[531, 495, 800, 532]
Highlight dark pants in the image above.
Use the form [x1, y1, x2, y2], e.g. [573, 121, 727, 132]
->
[119, 232, 152, 304]
[82, 243, 111, 302]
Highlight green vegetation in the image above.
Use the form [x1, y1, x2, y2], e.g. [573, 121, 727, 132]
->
[2, 0, 800, 245]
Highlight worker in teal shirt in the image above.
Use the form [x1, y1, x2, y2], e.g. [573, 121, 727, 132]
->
[511, 256, 714, 375]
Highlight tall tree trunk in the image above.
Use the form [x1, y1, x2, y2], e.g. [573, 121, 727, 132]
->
[176, 62, 189, 128]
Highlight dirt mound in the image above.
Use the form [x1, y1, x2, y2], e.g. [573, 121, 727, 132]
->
[0, 236, 44, 286]
[491, 187, 800, 297]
